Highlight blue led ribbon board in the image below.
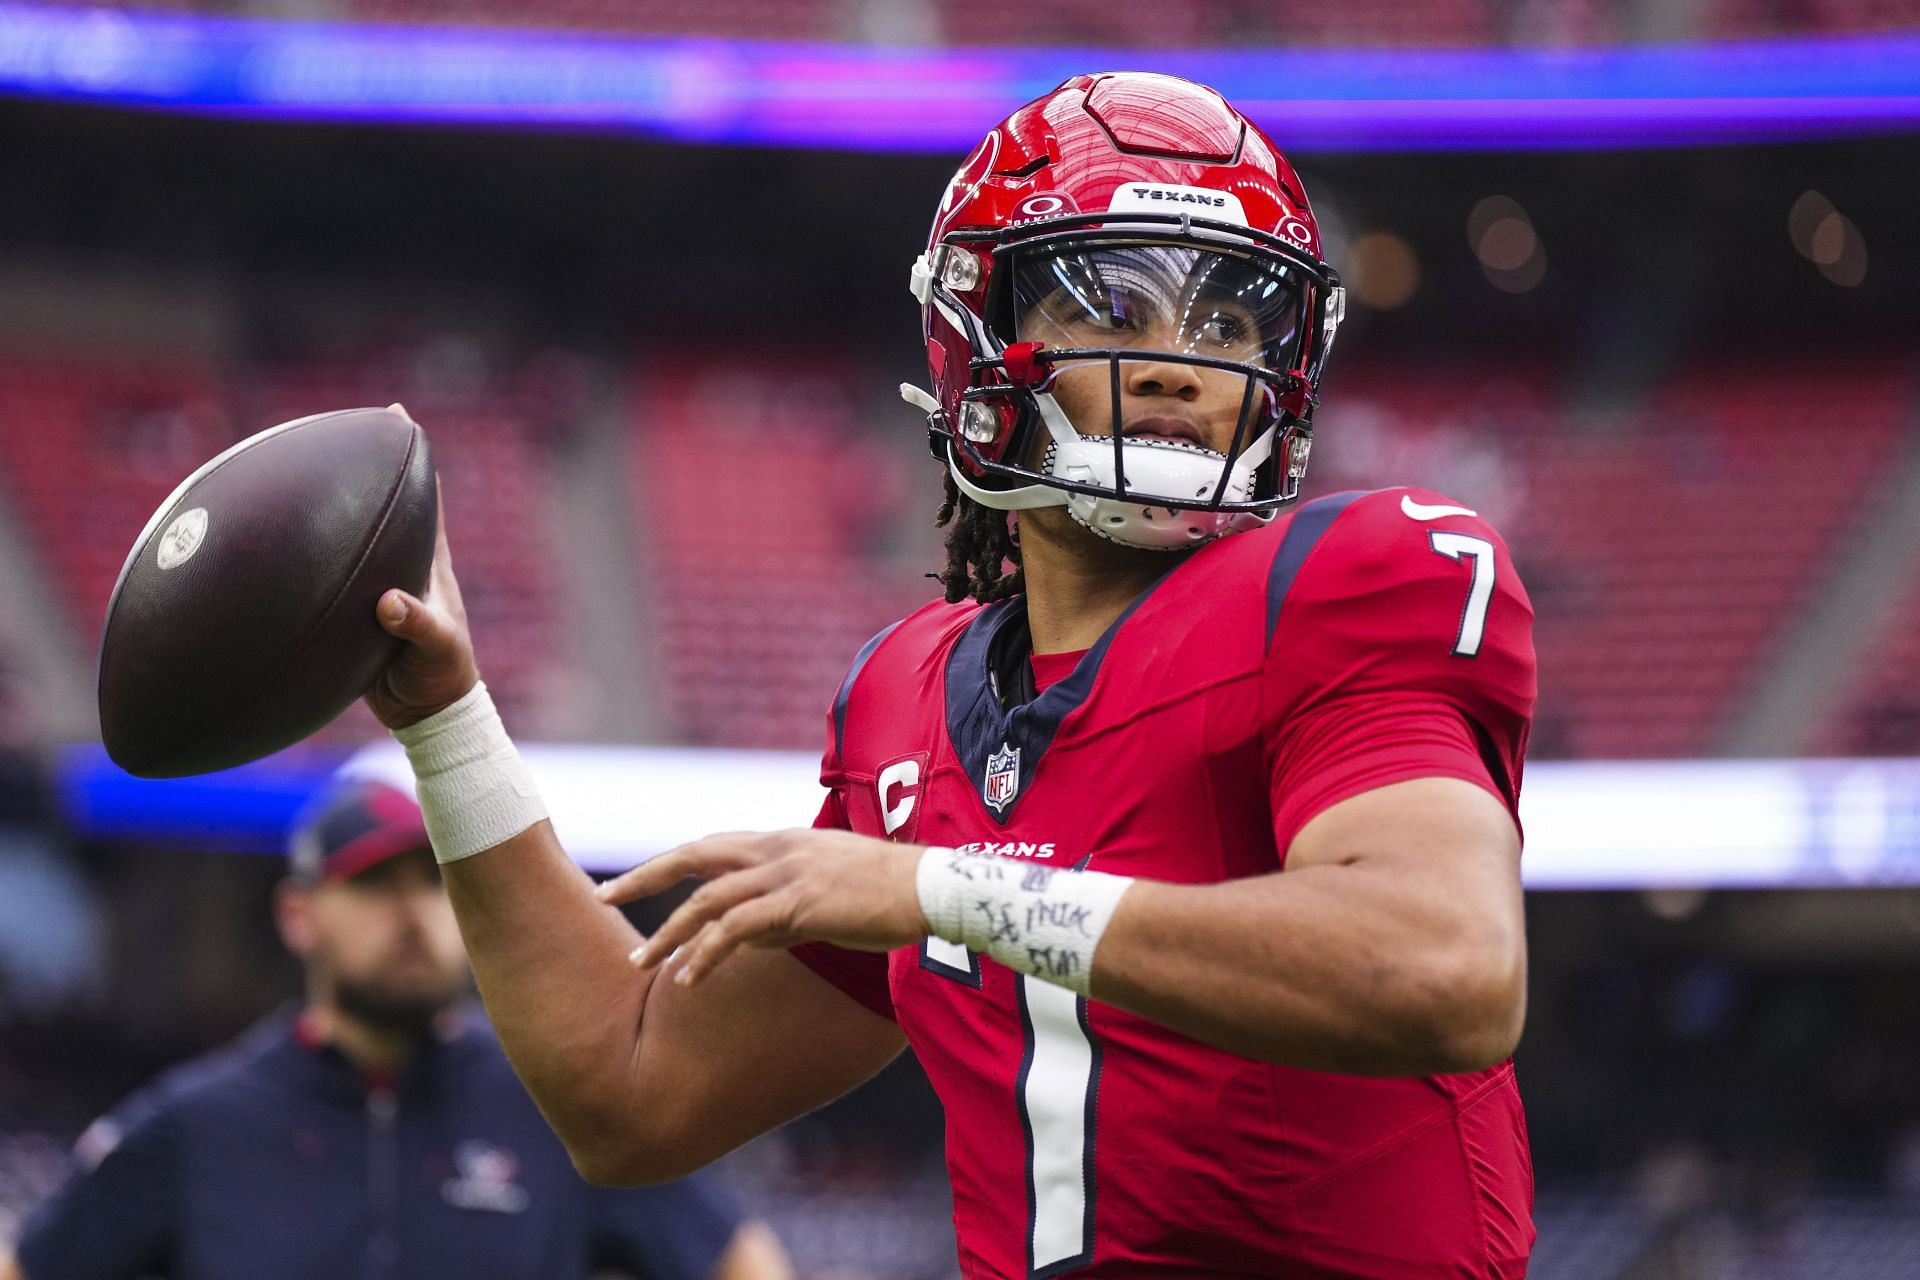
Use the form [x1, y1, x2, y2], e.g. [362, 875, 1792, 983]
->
[2, 5, 1917, 151]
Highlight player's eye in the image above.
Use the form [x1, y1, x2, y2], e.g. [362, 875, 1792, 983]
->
[1074, 288, 1142, 333]
[1192, 313, 1247, 347]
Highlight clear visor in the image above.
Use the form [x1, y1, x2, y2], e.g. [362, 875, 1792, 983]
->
[1010, 243, 1305, 373]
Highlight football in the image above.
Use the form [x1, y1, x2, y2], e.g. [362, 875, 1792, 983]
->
[98, 406, 437, 778]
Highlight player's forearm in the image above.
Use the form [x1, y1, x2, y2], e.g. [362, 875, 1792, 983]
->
[441, 821, 665, 1172]
[1090, 867, 1526, 1075]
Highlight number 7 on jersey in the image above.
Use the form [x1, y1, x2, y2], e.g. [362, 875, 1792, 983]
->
[1429, 531, 1496, 658]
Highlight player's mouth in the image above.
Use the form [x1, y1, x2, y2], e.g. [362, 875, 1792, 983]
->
[1120, 417, 1207, 448]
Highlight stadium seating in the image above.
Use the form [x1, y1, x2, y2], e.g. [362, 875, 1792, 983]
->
[1308, 355, 1914, 758]
[1523, 1188, 1920, 1280]
[1526, 1189, 1659, 1279]
[1533, 358, 1909, 758]
[0, 350, 566, 740]
[1818, 572, 1920, 755]
[0, 356, 234, 649]
[4, 345, 1910, 759]
[1709, 0, 1920, 40]
[630, 356, 935, 750]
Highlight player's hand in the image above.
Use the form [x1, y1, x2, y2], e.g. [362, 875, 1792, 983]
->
[365, 482, 480, 730]
[597, 829, 932, 986]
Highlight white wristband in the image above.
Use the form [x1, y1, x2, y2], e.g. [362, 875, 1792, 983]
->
[393, 681, 548, 864]
[915, 848, 1134, 996]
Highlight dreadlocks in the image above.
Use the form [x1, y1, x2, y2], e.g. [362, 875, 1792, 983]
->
[932, 471, 1023, 604]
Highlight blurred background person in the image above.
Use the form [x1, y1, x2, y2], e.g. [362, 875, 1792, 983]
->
[0, 778, 792, 1280]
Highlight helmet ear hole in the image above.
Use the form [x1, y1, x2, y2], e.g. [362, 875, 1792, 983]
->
[941, 249, 983, 291]
[960, 402, 999, 444]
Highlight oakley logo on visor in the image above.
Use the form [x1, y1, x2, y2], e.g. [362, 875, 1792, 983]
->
[1108, 184, 1248, 227]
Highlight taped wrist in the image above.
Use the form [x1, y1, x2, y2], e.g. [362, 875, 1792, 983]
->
[393, 681, 547, 864]
[915, 848, 1133, 996]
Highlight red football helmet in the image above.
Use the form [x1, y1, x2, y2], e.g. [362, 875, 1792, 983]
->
[905, 72, 1343, 550]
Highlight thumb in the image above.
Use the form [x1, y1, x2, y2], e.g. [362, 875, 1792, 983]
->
[377, 589, 426, 636]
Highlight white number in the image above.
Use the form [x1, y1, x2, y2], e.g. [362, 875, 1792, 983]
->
[1429, 532, 1496, 657]
[1018, 975, 1096, 1276]
[923, 936, 972, 971]
[923, 961, 1098, 1273]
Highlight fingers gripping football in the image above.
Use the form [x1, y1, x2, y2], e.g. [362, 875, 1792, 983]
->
[596, 829, 932, 986]
[365, 490, 482, 730]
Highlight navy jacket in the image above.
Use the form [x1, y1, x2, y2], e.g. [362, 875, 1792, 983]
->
[15, 1007, 739, 1280]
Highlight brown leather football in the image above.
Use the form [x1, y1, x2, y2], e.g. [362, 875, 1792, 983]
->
[98, 407, 437, 778]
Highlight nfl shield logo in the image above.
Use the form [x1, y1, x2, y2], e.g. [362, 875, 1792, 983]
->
[984, 743, 1021, 813]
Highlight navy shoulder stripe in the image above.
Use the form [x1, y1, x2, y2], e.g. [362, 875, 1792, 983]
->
[1265, 490, 1369, 646]
[833, 620, 904, 760]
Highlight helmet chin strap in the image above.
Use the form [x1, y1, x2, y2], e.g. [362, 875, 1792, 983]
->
[943, 388, 1095, 512]
[947, 448, 1068, 511]
[946, 387, 1280, 551]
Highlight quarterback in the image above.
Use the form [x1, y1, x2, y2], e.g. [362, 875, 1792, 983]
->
[367, 74, 1538, 1278]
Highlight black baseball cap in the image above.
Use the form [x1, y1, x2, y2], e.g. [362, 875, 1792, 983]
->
[288, 779, 433, 884]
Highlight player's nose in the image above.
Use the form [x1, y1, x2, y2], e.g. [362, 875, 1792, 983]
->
[1122, 348, 1204, 401]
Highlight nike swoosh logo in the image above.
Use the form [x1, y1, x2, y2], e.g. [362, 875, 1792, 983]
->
[1401, 495, 1478, 521]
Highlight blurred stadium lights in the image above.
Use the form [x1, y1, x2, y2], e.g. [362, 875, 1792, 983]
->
[52, 744, 1920, 890]
[1789, 188, 1838, 254]
[1468, 194, 1548, 293]
[2, 3, 1920, 150]
[1788, 189, 1870, 286]
[1345, 231, 1420, 309]
[1640, 887, 1710, 921]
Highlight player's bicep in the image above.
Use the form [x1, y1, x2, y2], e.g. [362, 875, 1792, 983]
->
[1285, 776, 1527, 1046]
[1287, 774, 1521, 885]
[621, 944, 905, 1183]
[1288, 776, 1525, 1008]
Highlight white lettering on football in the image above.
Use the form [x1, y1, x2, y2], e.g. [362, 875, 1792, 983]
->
[156, 507, 208, 571]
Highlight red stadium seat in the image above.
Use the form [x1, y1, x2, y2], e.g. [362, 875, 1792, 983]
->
[1308, 354, 1913, 759]
[0, 349, 568, 747]
[629, 353, 934, 749]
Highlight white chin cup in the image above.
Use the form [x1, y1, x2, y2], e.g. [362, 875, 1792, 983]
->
[1046, 436, 1261, 551]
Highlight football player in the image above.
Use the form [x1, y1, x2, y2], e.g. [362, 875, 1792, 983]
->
[367, 73, 1537, 1278]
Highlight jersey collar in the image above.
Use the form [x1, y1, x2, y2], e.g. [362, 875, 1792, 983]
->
[944, 580, 1167, 826]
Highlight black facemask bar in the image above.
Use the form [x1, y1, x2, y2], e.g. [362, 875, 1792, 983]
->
[924, 212, 1337, 513]
[936, 345, 1291, 513]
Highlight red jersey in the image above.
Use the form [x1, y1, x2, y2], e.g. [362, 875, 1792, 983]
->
[795, 487, 1537, 1279]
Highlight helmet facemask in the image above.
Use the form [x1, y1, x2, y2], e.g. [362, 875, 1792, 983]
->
[922, 216, 1339, 552]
